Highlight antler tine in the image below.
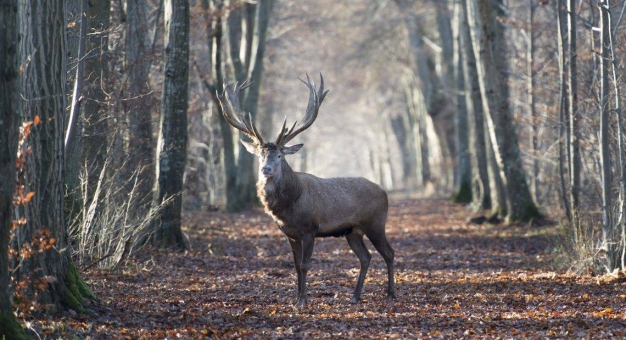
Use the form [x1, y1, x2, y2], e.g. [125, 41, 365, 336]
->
[277, 73, 329, 146]
[274, 116, 288, 145]
[217, 79, 264, 144]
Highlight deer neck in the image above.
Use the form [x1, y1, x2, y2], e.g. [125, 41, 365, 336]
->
[257, 162, 302, 218]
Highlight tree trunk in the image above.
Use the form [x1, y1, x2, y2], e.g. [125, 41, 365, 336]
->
[527, 1, 539, 203]
[13, 0, 95, 314]
[152, 0, 189, 250]
[0, 0, 28, 336]
[124, 0, 155, 209]
[567, 0, 581, 217]
[466, 0, 539, 222]
[556, 0, 572, 222]
[451, 0, 471, 203]
[608, 0, 626, 269]
[390, 113, 416, 189]
[599, 0, 616, 270]
[458, 0, 490, 210]
[224, 0, 274, 211]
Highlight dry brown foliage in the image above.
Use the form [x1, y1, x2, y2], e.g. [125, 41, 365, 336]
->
[22, 199, 626, 338]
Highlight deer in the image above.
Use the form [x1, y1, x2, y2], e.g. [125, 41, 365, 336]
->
[217, 74, 395, 307]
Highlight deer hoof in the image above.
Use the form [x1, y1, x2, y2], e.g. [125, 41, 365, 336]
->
[350, 296, 360, 304]
[294, 298, 307, 308]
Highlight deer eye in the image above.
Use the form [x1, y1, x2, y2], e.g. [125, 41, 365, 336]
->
[277, 154, 282, 159]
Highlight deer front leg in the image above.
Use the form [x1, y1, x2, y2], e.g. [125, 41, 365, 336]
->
[293, 235, 315, 307]
[288, 238, 304, 305]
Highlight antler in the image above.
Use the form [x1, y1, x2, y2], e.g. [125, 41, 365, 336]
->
[217, 80, 264, 144]
[275, 73, 329, 146]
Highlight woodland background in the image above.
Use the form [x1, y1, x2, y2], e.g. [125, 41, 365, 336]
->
[2, 0, 626, 338]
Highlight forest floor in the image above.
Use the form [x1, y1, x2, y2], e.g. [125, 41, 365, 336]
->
[24, 198, 626, 339]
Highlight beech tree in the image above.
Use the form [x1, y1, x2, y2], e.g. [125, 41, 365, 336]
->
[466, 0, 539, 222]
[152, 0, 190, 249]
[12, 0, 94, 314]
[0, 0, 28, 336]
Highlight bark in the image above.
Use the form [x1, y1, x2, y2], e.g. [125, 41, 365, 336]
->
[458, 0, 490, 210]
[402, 74, 431, 188]
[124, 0, 154, 208]
[527, 1, 538, 202]
[599, 0, 616, 270]
[567, 0, 581, 216]
[609, 1, 626, 269]
[451, 0, 471, 203]
[152, 0, 189, 250]
[14, 0, 95, 313]
[466, 0, 539, 222]
[556, 0, 572, 222]
[390, 113, 416, 189]
[0, 0, 28, 337]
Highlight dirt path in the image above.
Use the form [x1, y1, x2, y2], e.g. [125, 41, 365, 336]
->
[33, 199, 626, 338]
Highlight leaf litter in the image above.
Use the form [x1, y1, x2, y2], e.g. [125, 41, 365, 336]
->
[22, 199, 626, 338]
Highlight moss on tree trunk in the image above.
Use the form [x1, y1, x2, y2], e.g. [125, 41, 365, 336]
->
[61, 261, 97, 313]
[452, 181, 473, 204]
[0, 312, 29, 340]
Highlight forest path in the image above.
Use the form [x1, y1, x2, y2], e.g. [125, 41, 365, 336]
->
[50, 199, 626, 338]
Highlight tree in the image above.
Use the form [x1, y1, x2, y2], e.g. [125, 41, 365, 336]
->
[567, 0, 581, 217]
[451, 0, 471, 203]
[124, 0, 155, 208]
[466, 0, 539, 222]
[13, 0, 94, 313]
[0, 0, 29, 336]
[457, 0, 491, 210]
[225, 0, 274, 211]
[598, 0, 616, 270]
[152, 0, 190, 249]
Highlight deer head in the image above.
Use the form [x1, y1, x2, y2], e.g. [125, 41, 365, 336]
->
[217, 74, 328, 182]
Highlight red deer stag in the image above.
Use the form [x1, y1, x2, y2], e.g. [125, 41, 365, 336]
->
[217, 74, 395, 306]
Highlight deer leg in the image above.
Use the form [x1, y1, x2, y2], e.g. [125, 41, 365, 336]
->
[345, 232, 371, 303]
[367, 232, 396, 300]
[296, 235, 315, 307]
[288, 238, 304, 305]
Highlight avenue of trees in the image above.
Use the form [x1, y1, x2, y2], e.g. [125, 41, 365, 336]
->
[2, 0, 626, 336]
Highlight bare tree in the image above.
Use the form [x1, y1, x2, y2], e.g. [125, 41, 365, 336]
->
[124, 0, 155, 208]
[466, 0, 539, 221]
[556, 0, 572, 222]
[13, 0, 94, 313]
[152, 0, 190, 249]
[0, 0, 28, 336]
[451, 0, 471, 203]
[598, 0, 616, 270]
[225, 0, 274, 211]
[457, 0, 491, 210]
[567, 0, 581, 217]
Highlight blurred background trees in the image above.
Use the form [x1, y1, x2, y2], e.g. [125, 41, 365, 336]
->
[4, 0, 626, 331]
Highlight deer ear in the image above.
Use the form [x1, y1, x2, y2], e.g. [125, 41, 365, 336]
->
[240, 139, 259, 155]
[283, 144, 303, 155]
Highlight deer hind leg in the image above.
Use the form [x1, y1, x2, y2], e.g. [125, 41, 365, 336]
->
[345, 231, 371, 303]
[366, 229, 396, 300]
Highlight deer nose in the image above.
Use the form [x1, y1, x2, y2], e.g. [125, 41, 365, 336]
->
[262, 166, 272, 176]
